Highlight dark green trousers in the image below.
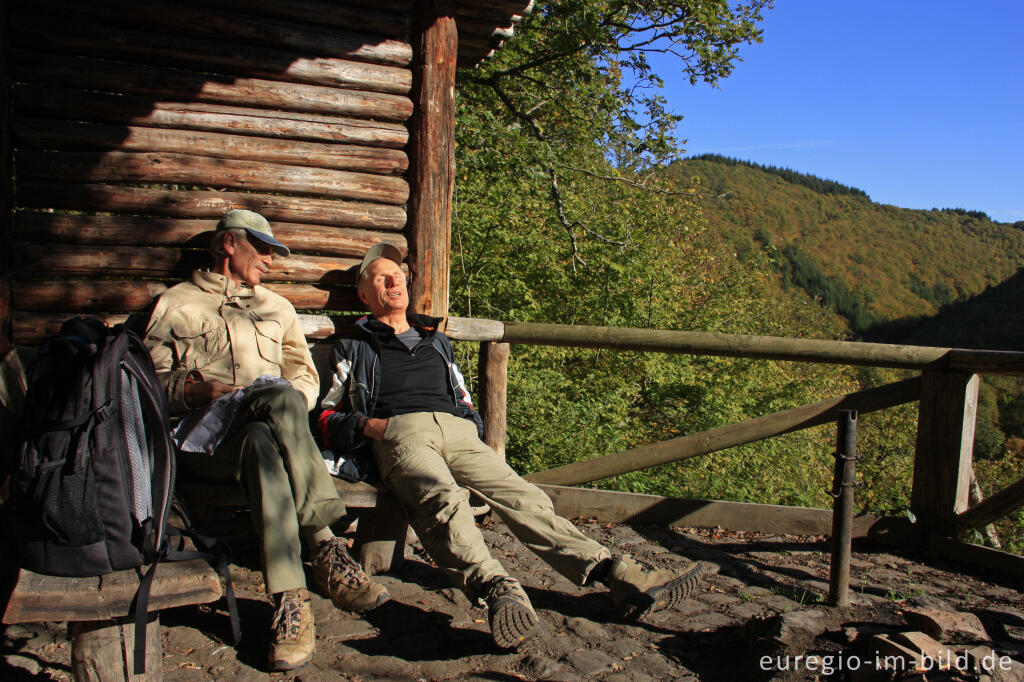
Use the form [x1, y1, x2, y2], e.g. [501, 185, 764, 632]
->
[178, 385, 346, 593]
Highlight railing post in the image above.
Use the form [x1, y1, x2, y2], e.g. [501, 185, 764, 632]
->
[911, 370, 979, 536]
[828, 410, 858, 608]
[477, 341, 509, 460]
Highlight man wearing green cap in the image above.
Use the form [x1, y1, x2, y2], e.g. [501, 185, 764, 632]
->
[144, 209, 388, 671]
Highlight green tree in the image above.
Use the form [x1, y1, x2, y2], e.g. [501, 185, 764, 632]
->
[450, 0, 925, 512]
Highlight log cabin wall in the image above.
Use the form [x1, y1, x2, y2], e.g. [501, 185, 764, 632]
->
[0, 0, 533, 347]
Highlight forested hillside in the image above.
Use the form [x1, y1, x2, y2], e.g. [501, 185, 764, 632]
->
[449, 1, 1022, 551]
[670, 155, 1024, 331]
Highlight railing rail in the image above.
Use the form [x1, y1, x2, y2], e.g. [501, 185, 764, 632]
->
[441, 315, 1024, 539]
[443, 317, 1024, 376]
[525, 378, 920, 486]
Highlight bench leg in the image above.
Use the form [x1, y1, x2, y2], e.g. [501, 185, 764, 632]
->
[70, 613, 162, 682]
[353, 494, 409, 576]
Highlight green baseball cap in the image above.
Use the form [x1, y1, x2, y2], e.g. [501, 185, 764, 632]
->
[220, 209, 290, 257]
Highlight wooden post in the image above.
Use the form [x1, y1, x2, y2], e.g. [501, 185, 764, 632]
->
[353, 493, 409, 576]
[406, 0, 456, 317]
[70, 614, 162, 682]
[477, 341, 510, 459]
[0, 4, 12, 357]
[911, 370, 979, 536]
[968, 469, 1002, 547]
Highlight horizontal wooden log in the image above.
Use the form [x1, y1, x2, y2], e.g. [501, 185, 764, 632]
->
[13, 51, 413, 122]
[537, 484, 881, 538]
[457, 1, 532, 23]
[466, 0, 535, 16]
[444, 316, 505, 342]
[12, 13, 412, 93]
[178, 478, 383, 509]
[926, 533, 1024, 583]
[525, 377, 922, 486]
[2, 559, 221, 624]
[13, 280, 361, 313]
[195, 0, 411, 40]
[13, 281, 171, 312]
[945, 350, 1024, 376]
[14, 244, 360, 284]
[14, 213, 407, 258]
[15, 118, 408, 174]
[14, 313, 135, 345]
[18, 150, 410, 205]
[18, 182, 406, 231]
[491, 320, 1024, 376]
[955, 476, 1024, 533]
[331, 0, 413, 14]
[266, 284, 361, 311]
[458, 33, 504, 55]
[501, 321, 951, 368]
[16, 86, 409, 150]
[13, 312, 336, 345]
[22, 0, 412, 66]
[457, 17, 516, 40]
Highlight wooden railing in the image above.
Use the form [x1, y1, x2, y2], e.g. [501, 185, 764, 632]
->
[441, 316, 1024, 545]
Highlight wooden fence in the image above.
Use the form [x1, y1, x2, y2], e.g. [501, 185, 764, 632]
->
[441, 316, 1024, 567]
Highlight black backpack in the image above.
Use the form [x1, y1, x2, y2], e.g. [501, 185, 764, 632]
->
[13, 317, 174, 575]
[11, 317, 238, 671]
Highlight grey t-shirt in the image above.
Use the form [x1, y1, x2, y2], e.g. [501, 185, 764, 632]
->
[397, 326, 423, 350]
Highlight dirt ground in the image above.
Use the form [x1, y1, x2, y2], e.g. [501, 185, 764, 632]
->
[3, 511, 1023, 681]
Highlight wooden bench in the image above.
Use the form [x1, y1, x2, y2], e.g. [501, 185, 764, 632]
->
[2, 550, 222, 681]
[176, 476, 411, 576]
[0, 323, 412, 681]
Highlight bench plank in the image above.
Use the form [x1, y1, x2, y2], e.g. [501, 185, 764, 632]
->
[177, 477, 382, 509]
[2, 558, 222, 624]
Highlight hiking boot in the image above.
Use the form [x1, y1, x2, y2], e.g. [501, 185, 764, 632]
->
[604, 556, 712, 620]
[482, 576, 543, 650]
[310, 537, 389, 612]
[268, 588, 315, 672]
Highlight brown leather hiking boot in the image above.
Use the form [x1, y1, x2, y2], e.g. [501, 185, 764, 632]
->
[482, 576, 544, 650]
[268, 588, 315, 672]
[310, 538, 389, 612]
[605, 556, 713, 620]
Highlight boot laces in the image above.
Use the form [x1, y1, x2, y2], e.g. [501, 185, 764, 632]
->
[484, 577, 525, 604]
[317, 539, 369, 587]
[272, 593, 304, 641]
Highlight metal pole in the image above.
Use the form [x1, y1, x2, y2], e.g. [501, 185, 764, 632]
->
[828, 409, 858, 607]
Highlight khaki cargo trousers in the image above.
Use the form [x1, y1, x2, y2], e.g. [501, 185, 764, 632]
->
[372, 411, 610, 598]
[177, 385, 347, 594]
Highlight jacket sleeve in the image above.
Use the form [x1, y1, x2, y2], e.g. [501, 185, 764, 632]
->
[143, 294, 196, 416]
[278, 308, 319, 411]
[439, 334, 485, 438]
[317, 339, 368, 453]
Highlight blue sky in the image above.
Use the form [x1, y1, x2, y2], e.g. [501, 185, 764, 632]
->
[649, 1, 1024, 223]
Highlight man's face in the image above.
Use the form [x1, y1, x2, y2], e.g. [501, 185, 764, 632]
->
[358, 257, 408, 317]
[226, 232, 275, 286]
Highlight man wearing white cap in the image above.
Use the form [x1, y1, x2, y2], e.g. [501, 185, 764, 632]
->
[319, 243, 712, 652]
[144, 209, 388, 671]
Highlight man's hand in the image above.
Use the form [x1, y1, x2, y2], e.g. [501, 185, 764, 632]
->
[362, 417, 389, 441]
[184, 380, 240, 407]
